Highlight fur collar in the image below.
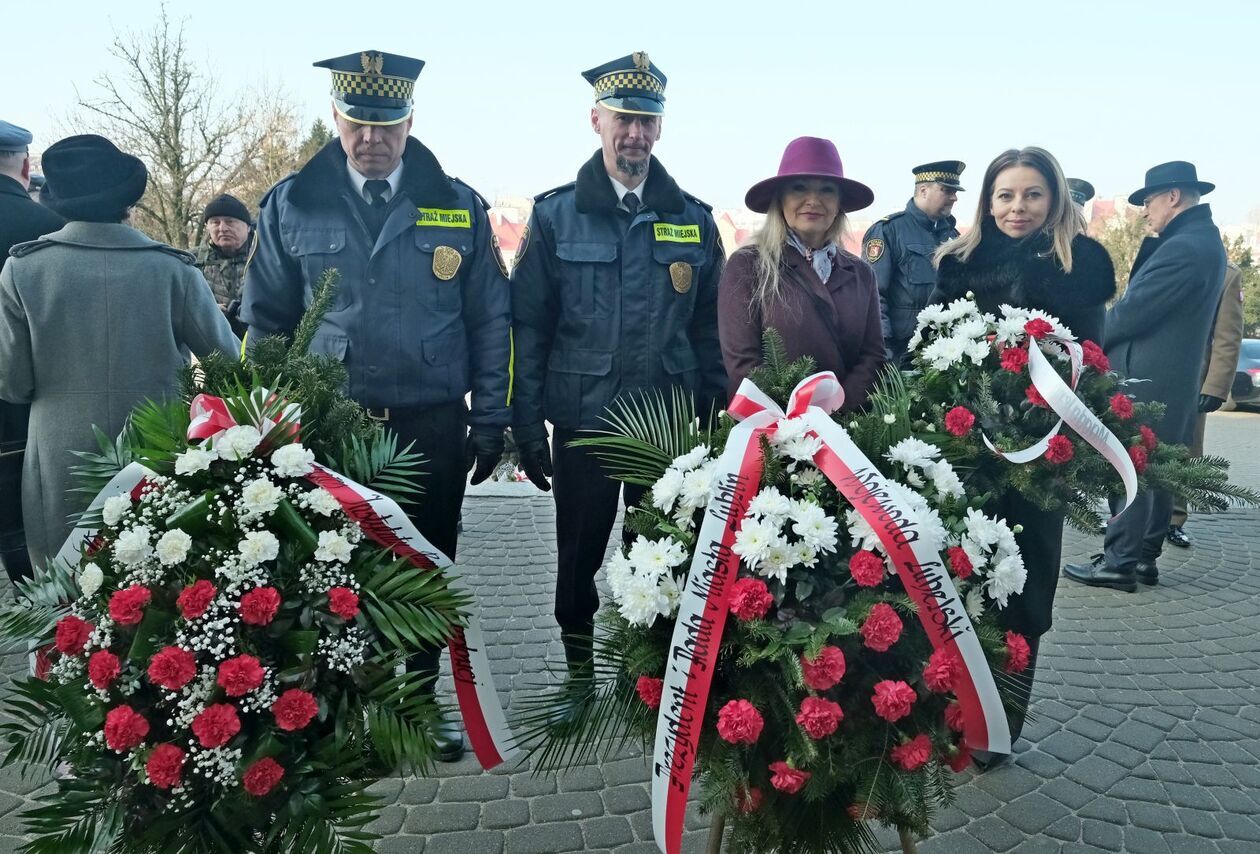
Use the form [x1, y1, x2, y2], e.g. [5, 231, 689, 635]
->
[285, 138, 457, 210]
[574, 149, 686, 215]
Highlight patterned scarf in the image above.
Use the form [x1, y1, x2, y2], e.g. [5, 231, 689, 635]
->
[787, 230, 838, 284]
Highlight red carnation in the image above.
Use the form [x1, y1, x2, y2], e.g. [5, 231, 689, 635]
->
[1081, 339, 1110, 372]
[327, 587, 360, 620]
[217, 654, 265, 697]
[768, 761, 810, 794]
[1005, 631, 1032, 674]
[1109, 393, 1135, 420]
[947, 546, 974, 580]
[923, 646, 962, 694]
[103, 704, 149, 751]
[728, 577, 774, 621]
[944, 406, 976, 437]
[1139, 425, 1158, 452]
[192, 703, 241, 748]
[242, 756, 285, 797]
[890, 733, 933, 771]
[716, 699, 764, 745]
[948, 741, 974, 772]
[272, 688, 319, 732]
[1000, 345, 1029, 373]
[849, 549, 885, 587]
[1045, 435, 1075, 465]
[146, 743, 185, 789]
[860, 602, 903, 653]
[1024, 318, 1054, 340]
[54, 614, 94, 656]
[177, 579, 217, 620]
[636, 675, 663, 709]
[109, 585, 152, 627]
[239, 586, 281, 626]
[871, 680, 916, 722]
[88, 649, 121, 690]
[1025, 384, 1049, 408]
[1129, 445, 1149, 474]
[148, 646, 197, 691]
[795, 696, 844, 740]
[735, 785, 763, 813]
[944, 701, 966, 733]
[800, 646, 846, 691]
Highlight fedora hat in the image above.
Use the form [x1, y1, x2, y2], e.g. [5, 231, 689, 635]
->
[1127, 161, 1214, 206]
[745, 136, 874, 214]
[40, 134, 147, 222]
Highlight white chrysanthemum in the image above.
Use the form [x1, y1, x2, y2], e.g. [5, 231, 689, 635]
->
[953, 315, 989, 341]
[747, 487, 792, 525]
[885, 437, 940, 469]
[606, 550, 634, 590]
[679, 460, 718, 508]
[793, 541, 819, 568]
[770, 416, 810, 445]
[270, 443, 315, 478]
[791, 467, 823, 487]
[79, 563, 104, 598]
[925, 460, 965, 500]
[882, 482, 947, 553]
[155, 529, 193, 566]
[965, 586, 985, 620]
[174, 447, 217, 476]
[657, 574, 682, 617]
[306, 488, 342, 517]
[965, 338, 991, 365]
[315, 530, 354, 564]
[994, 315, 1027, 345]
[672, 445, 710, 472]
[102, 494, 132, 527]
[733, 518, 778, 566]
[781, 434, 823, 462]
[757, 540, 795, 584]
[214, 425, 263, 461]
[238, 530, 280, 566]
[240, 477, 283, 518]
[985, 554, 1027, 608]
[615, 573, 666, 626]
[924, 334, 968, 371]
[939, 298, 978, 324]
[651, 467, 685, 513]
[914, 304, 950, 328]
[962, 508, 1004, 548]
[846, 509, 880, 553]
[113, 526, 153, 565]
[629, 537, 687, 578]
[791, 505, 839, 553]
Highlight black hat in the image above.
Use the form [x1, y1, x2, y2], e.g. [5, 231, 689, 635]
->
[314, 51, 424, 126]
[913, 160, 965, 191]
[203, 193, 251, 225]
[39, 134, 147, 222]
[1066, 178, 1095, 206]
[1127, 161, 1214, 206]
[582, 52, 666, 116]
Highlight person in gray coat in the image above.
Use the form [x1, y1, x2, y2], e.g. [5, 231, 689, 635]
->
[1064, 161, 1226, 592]
[0, 135, 239, 568]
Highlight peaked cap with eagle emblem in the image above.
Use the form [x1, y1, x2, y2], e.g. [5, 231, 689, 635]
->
[313, 51, 425, 126]
[581, 52, 667, 116]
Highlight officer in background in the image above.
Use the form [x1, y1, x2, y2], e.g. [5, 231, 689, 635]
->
[511, 53, 726, 695]
[0, 121, 65, 585]
[240, 51, 512, 761]
[863, 160, 964, 363]
[1067, 177, 1095, 208]
[195, 193, 255, 334]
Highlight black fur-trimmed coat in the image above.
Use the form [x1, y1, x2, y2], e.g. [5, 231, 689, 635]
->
[929, 219, 1116, 345]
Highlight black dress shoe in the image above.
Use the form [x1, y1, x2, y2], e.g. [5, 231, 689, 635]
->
[1136, 560, 1159, 586]
[1063, 556, 1137, 592]
[1166, 525, 1192, 548]
[432, 710, 465, 762]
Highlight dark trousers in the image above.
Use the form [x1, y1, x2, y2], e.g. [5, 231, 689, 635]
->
[0, 451, 30, 586]
[381, 401, 468, 676]
[551, 428, 646, 636]
[1104, 489, 1170, 570]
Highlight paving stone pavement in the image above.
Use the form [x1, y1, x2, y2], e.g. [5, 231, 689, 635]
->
[1, 412, 1258, 853]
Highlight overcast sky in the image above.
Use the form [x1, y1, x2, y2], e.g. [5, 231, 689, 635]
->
[4, 0, 1257, 224]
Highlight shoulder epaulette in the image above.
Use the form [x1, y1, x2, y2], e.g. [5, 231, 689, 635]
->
[534, 182, 576, 204]
[9, 239, 53, 258]
[682, 191, 714, 213]
[156, 245, 197, 265]
[879, 211, 906, 223]
[451, 177, 491, 211]
[258, 172, 298, 210]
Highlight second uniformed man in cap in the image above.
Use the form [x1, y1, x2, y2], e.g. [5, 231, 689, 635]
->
[240, 51, 512, 761]
[862, 160, 964, 363]
[1067, 177, 1095, 208]
[511, 53, 726, 698]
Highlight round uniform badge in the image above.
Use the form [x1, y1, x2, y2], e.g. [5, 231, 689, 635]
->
[864, 238, 884, 263]
[432, 245, 462, 280]
[669, 261, 692, 294]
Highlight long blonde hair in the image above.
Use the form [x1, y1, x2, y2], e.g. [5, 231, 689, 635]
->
[935, 147, 1085, 272]
[750, 192, 847, 308]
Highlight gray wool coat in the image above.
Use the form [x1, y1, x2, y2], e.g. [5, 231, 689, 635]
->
[0, 222, 239, 566]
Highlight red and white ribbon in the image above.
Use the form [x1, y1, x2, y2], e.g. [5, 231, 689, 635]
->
[187, 389, 302, 444]
[650, 372, 1008, 854]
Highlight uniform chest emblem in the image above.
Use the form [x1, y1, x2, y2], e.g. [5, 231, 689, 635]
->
[864, 238, 885, 263]
[432, 246, 462, 280]
[670, 262, 692, 294]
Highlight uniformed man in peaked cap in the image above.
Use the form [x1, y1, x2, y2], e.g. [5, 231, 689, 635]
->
[863, 160, 965, 363]
[511, 53, 726, 702]
[1066, 177, 1096, 208]
[240, 51, 512, 761]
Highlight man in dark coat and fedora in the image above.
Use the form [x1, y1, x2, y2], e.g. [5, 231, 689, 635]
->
[1064, 161, 1226, 591]
[0, 120, 66, 584]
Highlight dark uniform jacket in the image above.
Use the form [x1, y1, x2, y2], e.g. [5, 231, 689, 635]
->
[240, 139, 511, 434]
[862, 199, 958, 361]
[511, 152, 726, 443]
[1, 174, 65, 454]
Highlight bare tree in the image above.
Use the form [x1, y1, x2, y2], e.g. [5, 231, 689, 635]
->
[1097, 209, 1149, 301]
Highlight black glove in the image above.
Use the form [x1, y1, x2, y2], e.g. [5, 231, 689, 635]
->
[517, 437, 553, 492]
[1199, 394, 1225, 413]
[465, 430, 505, 486]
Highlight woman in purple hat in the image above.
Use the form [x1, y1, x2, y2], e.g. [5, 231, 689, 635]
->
[718, 136, 885, 409]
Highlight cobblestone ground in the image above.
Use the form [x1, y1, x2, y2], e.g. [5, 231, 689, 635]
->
[1, 412, 1257, 853]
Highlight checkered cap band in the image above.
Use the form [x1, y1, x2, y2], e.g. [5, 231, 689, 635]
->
[330, 70, 414, 101]
[593, 71, 664, 97]
[915, 170, 960, 183]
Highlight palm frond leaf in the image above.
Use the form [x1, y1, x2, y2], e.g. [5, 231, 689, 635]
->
[571, 387, 702, 486]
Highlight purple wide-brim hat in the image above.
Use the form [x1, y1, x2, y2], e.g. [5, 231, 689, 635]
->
[745, 136, 874, 214]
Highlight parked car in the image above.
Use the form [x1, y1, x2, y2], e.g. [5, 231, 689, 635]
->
[1228, 338, 1260, 409]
